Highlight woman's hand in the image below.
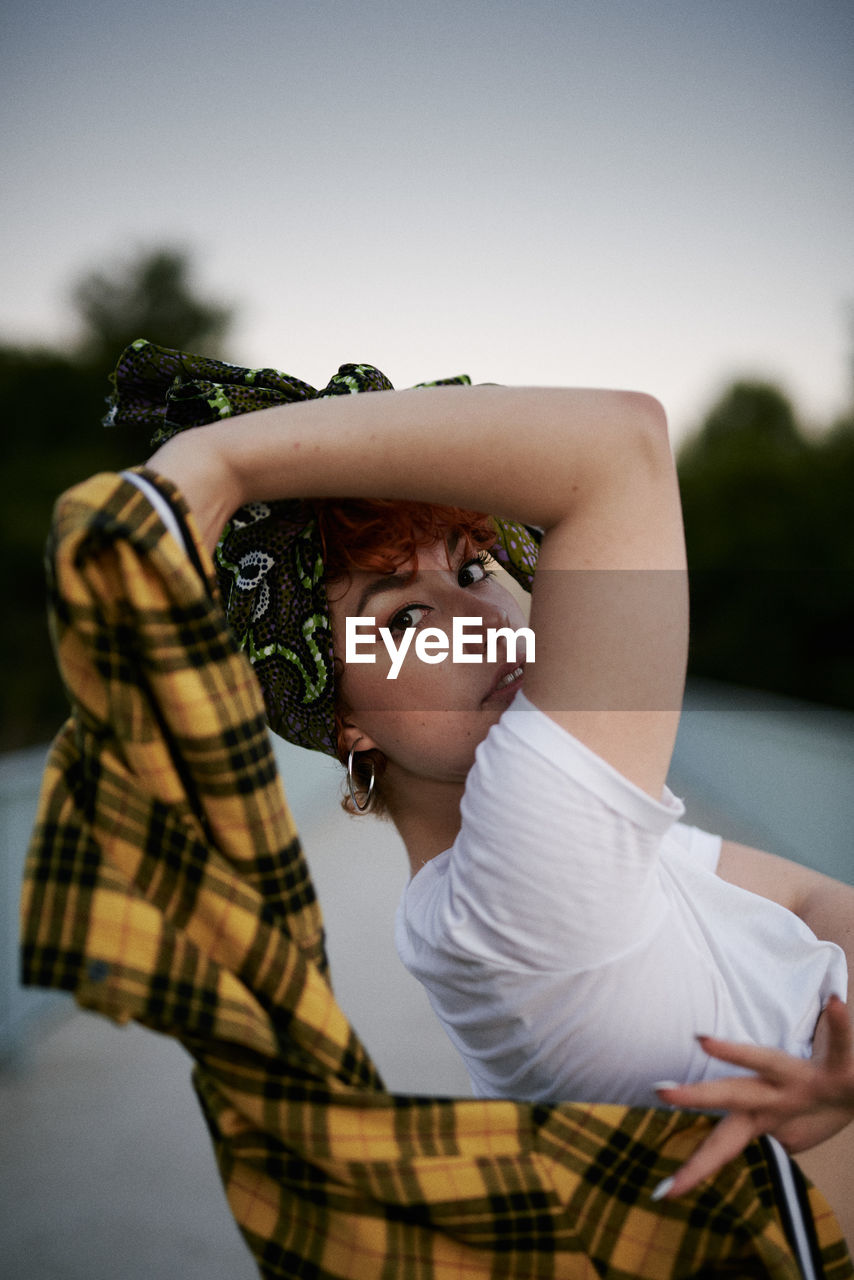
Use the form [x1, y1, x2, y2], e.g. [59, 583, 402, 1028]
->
[653, 996, 854, 1199]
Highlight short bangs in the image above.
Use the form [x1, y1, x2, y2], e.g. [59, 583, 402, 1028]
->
[314, 499, 497, 581]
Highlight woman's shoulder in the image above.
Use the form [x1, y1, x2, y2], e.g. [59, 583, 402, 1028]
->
[470, 692, 684, 834]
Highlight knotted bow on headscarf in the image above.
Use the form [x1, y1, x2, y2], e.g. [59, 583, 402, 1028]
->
[106, 340, 541, 755]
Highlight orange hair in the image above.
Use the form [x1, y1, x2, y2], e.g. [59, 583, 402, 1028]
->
[315, 498, 496, 580]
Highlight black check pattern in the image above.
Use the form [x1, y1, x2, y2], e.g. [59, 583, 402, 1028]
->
[21, 470, 852, 1279]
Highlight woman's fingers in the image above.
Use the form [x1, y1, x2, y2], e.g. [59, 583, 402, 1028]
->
[821, 996, 853, 1076]
[654, 1112, 759, 1199]
[693, 1034, 802, 1081]
[691, 1005, 854, 1107]
[654, 1033, 814, 1112]
[655, 1074, 785, 1112]
[651, 1007, 854, 1203]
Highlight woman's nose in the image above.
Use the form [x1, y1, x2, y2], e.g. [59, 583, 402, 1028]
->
[461, 599, 528, 662]
[451, 594, 508, 630]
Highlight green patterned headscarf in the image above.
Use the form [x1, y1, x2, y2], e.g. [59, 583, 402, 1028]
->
[107, 339, 541, 755]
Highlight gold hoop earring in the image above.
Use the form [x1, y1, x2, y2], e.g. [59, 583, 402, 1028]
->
[347, 745, 375, 813]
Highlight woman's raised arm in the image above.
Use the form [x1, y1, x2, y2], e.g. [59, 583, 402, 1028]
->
[148, 384, 688, 798]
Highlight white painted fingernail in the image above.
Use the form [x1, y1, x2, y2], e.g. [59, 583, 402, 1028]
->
[652, 1080, 681, 1092]
[651, 1176, 675, 1202]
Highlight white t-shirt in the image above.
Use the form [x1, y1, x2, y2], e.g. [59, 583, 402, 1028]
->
[395, 692, 847, 1106]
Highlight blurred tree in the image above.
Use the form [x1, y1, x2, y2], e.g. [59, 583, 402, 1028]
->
[0, 247, 235, 750]
[678, 381, 801, 461]
[72, 247, 232, 369]
[678, 382, 807, 565]
[677, 380, 854, 710]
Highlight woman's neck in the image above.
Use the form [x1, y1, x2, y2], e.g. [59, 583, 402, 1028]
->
[384, 774, 466, 878]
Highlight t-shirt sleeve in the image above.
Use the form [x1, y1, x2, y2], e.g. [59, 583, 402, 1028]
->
[437, 691, 685, 971]
[667, 821, 722, 873]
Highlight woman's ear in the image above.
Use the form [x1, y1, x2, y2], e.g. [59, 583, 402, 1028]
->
[339, 721, 381, 757]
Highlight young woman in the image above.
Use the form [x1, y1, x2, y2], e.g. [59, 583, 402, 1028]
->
[119, 345, 852, 1237]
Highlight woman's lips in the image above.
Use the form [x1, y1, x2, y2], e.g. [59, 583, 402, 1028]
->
[483, 664, 524, 703]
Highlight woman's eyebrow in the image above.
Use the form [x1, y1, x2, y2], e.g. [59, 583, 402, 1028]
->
[355, 571, 419, 616]
[353, 536, 459, 615]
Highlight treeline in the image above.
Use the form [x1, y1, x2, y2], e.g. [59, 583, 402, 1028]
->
[1, 250, 231, 750]
[1, 249, 852, 751]
[677, 380, 854, 710]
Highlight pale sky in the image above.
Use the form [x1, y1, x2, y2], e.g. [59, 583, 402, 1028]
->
[2, 0, 852, 442]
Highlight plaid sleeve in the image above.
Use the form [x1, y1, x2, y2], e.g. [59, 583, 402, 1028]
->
[20, 471, 853, 1280]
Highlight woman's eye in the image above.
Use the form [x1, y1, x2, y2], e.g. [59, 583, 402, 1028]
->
[389, 605, 428, 633]
[458, 556, 492, 588]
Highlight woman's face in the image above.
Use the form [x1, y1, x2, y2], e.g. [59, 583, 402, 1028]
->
[327, 539, 531, 783]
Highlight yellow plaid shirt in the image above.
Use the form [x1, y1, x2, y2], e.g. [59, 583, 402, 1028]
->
[20, 470, 853, 1279]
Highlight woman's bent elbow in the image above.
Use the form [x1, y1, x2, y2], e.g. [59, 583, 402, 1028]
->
[609, 391, 674, 484]
[624, 390, 669, 440]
